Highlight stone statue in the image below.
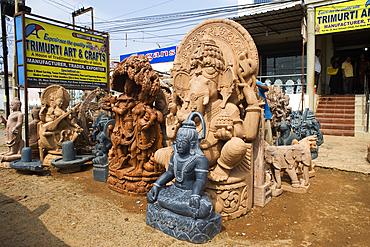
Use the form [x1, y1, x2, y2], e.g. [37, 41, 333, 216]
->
[38, 85, 82, 160]
[275, 121, 299, 146]
[106, 55, 165, 195]
[0, 97, 24, 162]
[29, 107, 40, 158]
[154, 18, 261, 219]
[146, 112, 222, 244]
[290, 110, 303, 137]
[92, 114, 113, 166]
[265, 143, 312, 196]
[75, 87, 112, 151]
[367, 143, 370, 162]
[265, 86, 292, 144]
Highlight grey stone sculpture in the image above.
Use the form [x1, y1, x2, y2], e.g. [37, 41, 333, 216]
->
[275, 121, 299, 146]
[92, 114, 114, 182]
[289, 108, 323, 159]
[10, 147, 44, 171]
[51, 141, 94, 173]
[146, 111, 222, 244]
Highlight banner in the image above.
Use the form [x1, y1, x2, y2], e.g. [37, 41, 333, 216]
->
[315, 0, 370, 35]
[120, 46, 177, 64]
[16, 16, 109, 89]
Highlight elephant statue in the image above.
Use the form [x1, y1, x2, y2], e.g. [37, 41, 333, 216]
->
[264, 143, 311, 196]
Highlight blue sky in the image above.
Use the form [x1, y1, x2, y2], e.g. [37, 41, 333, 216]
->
[23, 0, 239, 62]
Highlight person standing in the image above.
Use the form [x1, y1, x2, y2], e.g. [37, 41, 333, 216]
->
[354, 53, 369, 94]
[342, 56, 354, 94]
[315, 49, 321, 92]
[329, 56, 342, 95]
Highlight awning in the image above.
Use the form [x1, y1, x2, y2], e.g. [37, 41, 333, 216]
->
[233, 1, 306, 37]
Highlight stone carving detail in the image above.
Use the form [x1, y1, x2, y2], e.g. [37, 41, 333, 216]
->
[0, 97, 24, 162]
[289, 108, 323, 159]
[265, 141, 313, 196]
[38, 85, 82, 160]
[155, 18, 261, 220]
[29, 107, 40, 158]
[91, 114, 114, 182]
[265, 86, 292, 144]
[275, 121, 300, 146]
[367, 143, 370, 162]
[76, 87, 112, 150]
[106, 55, 164, 195]
[146, 112, 222, 244]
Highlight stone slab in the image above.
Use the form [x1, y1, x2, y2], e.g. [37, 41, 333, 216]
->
[146, 203, 222, 244]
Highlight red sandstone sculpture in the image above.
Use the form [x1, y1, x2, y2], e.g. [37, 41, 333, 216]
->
[29, 107, 41, 158]
[0, 97, 24, 162]
[154, 18, 261, 220]
[106, 55, 164, 195]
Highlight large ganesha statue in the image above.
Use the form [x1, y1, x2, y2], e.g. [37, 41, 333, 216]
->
[155, 18, 262, 220]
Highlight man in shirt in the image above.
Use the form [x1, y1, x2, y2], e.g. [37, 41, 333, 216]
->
[315, 49, 321, 91]
[342, 56, 354, 94]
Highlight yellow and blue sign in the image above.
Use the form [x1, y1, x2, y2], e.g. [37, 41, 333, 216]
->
[15, 15, 109, 89]
[316, 0, 370, 35]
[120, 46, 177, 64]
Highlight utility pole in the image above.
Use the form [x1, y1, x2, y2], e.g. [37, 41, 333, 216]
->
[72, 7, 93, 30]
[1, 3, 10, 117]
[12, 0, 18, 99]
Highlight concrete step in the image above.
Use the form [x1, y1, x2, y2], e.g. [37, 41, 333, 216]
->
[316, 113, 354, 119]
[320, 129, 355, 136]
[316, 104, 355, 110]
[317, 118, 355, 125]
[316, 108, 355, 114]
[318, 101, 355, 106]
[320, 123, 354, 131]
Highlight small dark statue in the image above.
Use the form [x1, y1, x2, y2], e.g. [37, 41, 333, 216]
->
[275, 121, 299, 146]
[146, 112, 222, 244]
[92, 114, 114, 182]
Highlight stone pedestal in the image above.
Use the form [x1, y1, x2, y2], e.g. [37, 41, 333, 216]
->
[93, 164, 109, 182]
[146, 203, 222, 244]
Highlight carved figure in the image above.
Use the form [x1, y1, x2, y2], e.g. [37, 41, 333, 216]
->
[290, 110, 303, 137]
[146, 112, 222, 244]
[275, 121, 299, 146]
[0, 97, 24, 162]
[265, 144, 311, 196]
[265, 86, 292, 144]
[106, 55, 164, 195]
[38, 86, 83, 160]
[155, 18, 260, 219]
[29, 107, 40, 158]
[75, 87, 112, 150]
[92, 114, 113, 166]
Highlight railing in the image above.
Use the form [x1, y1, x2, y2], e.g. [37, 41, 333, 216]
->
[257, 74, 307, 94]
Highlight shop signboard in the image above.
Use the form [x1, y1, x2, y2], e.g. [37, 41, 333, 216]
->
[14, 13, 109, 89]
[315, 0, 370, 35]
[120, 46, 177, 64]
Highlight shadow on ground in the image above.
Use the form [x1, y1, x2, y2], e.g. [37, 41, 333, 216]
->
[0, 193, 69, 247]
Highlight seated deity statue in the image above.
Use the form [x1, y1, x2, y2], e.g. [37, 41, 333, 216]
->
[38, 85, 82, 160]
[147, 112, 213, 219]
[0, 97, 24, 161]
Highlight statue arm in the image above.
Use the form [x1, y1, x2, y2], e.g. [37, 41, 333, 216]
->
[155, 156, 175, 187]
[191, 156, 209, 196]
[14, 112, 23, 132]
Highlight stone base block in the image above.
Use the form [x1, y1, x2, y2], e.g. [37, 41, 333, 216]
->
[58, 166, 82, 174]
[282, 183, 309, 193]
[93, 165, 109, 183]
[253, 182, 272, 207]
[146, 203, 222, 244]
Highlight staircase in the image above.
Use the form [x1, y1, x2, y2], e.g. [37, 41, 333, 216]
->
[315, 96, 355, 137]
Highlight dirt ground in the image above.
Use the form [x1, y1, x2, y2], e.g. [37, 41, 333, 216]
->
[1, 134, 370, 246]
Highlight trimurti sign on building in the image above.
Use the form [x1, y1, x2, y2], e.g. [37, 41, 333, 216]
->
[120, 46, 177, 64]
[14, 13, 109, 89]
[315, 0, 370, 35]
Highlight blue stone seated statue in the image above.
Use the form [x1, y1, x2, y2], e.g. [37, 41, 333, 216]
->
[146, 111, 222, 243]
